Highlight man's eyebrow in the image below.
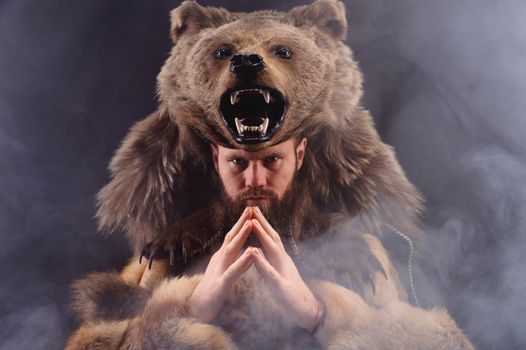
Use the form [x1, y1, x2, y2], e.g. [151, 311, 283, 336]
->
[224, 150, 284, 160]
[226, 154, 243, 159]
[261, 150, 285, 158]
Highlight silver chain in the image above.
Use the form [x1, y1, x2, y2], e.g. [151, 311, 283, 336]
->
[384, 223, 420, 307]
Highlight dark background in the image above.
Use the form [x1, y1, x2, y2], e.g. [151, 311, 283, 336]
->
[1, 0, 525, 349]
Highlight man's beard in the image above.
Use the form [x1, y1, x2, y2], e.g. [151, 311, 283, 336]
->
[218, 172, 302, 241]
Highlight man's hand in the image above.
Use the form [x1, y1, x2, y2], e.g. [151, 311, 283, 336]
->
[251, 207, 325, 333]
[188, 207, 255, 323]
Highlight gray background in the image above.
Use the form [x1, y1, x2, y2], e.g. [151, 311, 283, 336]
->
[1, 0, 525, 349]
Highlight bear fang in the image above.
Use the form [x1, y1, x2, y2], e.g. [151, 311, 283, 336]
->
[230, 89, 271, 105]
[235, 117, 269, 135]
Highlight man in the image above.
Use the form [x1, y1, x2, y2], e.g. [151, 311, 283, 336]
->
[168, 138, 325, 333]
[66, 137, 474, 349]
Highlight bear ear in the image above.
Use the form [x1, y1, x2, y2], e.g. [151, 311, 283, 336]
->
[170, 1, 230, 44]
[287, 0, 348, 41]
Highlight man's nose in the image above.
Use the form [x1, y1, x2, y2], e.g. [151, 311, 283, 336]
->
[244, 162, 267, 188]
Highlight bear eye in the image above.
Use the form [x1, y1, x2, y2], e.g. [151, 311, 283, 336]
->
[275, 46, 292, 59]
[215, 46, 233, 60]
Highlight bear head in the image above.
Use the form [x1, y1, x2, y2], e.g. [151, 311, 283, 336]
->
[158, 0, 361, 149]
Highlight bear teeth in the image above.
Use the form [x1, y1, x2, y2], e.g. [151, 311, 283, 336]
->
[230, 91, 240, 105]
[262, 117, 269, 133]
[235, 117, 269, 135]
[262, 90, 270, 104]
[235, 117, 242, 133]
[230, 89, 270, 105]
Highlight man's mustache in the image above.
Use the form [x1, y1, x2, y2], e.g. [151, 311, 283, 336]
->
[238, 188, 278, 201]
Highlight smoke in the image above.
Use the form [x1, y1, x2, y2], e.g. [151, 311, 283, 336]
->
[0, 302, 63, 350]
[0, 0, 160, 348]
[424, 147, 526, 348]
[1, 0, 525, 349]
[348, 0, 526, 348]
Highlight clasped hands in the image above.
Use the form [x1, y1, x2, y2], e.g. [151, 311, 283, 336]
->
[188, 206, 325, 333]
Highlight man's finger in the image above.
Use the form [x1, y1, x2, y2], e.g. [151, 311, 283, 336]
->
[253, 248, 280, 285]
[251, 219, 278, 254]
[223, 207, 252, 245]
[223, 247, 254, 286]
[253, 207, 281, 243]
[224, 220, 253, 259]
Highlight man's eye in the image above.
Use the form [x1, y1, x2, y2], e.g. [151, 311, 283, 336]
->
[232, 158, 245, 166]
[264, 156, 280, 165]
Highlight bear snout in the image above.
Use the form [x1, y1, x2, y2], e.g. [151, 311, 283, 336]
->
[230, 53, 266, 78]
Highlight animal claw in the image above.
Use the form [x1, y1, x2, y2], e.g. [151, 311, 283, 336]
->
[170, 249, 175, 266]
[182, 244, 187, 264]
[139, 242, 153, 265]
[148, 256, 154, 270]
[148, 244, 160, 270]
[368, 273, 376, 295]
[367, 253, 387, 279]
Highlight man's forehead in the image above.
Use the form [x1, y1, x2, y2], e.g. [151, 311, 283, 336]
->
[217, 139, 294, 157]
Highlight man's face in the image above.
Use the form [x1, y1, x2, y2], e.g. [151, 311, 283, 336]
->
[211, 138, 307, 210]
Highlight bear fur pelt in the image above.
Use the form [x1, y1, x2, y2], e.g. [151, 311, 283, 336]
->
[65, 1, 475, 349]
[95, 0, 423, 260]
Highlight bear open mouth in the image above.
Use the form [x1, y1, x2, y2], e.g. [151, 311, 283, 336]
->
[219, 86, 285, 144]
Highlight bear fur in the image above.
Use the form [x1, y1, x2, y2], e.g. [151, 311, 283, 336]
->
[95, 0, 422, 256]
[65, 1, 474, 349]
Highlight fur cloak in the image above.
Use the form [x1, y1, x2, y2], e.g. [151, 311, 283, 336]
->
[65, 233, 473, 349]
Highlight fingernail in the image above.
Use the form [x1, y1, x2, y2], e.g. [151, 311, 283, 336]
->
[244, 207, 249, 214]
[255, 206, 261, 213]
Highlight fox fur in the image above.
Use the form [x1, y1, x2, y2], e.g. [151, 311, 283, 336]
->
[65, 235, 473, 349]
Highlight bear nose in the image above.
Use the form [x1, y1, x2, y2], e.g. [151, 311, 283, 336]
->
[230, 53, 266, 78]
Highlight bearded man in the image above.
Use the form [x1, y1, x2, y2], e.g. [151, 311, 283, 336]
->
[183, 138, 324, 333]
[66, 136, 474, 349]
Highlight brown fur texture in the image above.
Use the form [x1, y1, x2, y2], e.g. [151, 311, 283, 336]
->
[66, 0, 474, 348]
[65, 235, 473, 349]
[95, 0, 423, 256]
